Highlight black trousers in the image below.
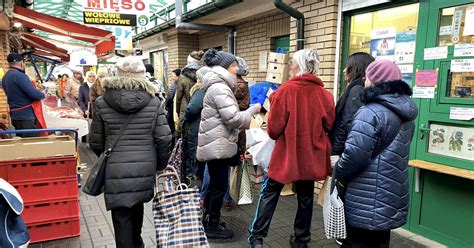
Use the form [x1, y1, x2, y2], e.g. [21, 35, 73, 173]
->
[11, 119, 38, 137]
[111, 204, 145, 248]
[341, 225, 391, 248]
[203, 158, 231, 221]
[248, 177, 315, 244]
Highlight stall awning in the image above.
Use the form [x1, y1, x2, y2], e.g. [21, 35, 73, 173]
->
[13, 5, 115, 55]
[21, 33, 70, 62]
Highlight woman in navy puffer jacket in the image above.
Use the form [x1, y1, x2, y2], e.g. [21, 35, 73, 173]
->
[335, 60, 418, 248]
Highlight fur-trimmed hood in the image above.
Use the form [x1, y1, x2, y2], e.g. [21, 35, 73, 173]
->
[181, 66, 198, 82]
[362, 80, 418, 121]
[101, 76, 155, 113]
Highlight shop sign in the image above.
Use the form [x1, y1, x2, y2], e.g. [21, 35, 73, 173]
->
[428, 124, 474, 161]
[69, 48, 97, 67]
[412, 86, 435, 99]
[451, 59, 474, 72]
[424, 47, 448, 60]
[95, 25, 133, 50]
[83, 0, 148, 14]
[415, 70, 438, 87]
[453, 44, 474, 57]
[342, 0, 390, 12]
[83, 11, 136, 26]
[370, 27, 396, 61]
[450, 107, 474, 121]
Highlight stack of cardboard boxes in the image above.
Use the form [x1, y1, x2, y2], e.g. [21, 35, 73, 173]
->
[266, 52, 289, 85]
[0, 88, 9, 129]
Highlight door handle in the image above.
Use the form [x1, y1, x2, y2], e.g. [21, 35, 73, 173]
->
[419, 124, 431, 140]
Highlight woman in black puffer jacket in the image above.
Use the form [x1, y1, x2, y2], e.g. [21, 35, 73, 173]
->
[89, 56, 172, 248]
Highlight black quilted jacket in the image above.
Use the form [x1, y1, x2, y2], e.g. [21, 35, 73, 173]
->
[335, 80, 418, 231]
[89, 86, 172, 210]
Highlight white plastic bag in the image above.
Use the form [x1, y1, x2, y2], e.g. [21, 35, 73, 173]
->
[254, 138, 275, 172]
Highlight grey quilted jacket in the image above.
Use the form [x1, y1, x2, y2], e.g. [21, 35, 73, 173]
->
[335, 80, 418, 231]
[197, 66, 259, 162]
[89, 77, 172, 210]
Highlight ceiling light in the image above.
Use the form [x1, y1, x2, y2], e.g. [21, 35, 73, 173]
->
[13, 22, 22, 28]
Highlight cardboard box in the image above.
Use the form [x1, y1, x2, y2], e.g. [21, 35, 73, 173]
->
[0, 135, 76, 162]
[268, 52, 289, 64]
[266, 71, 289, 84]
[267, 62, 289, 74]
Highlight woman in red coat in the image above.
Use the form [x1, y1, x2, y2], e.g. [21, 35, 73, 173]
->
[248, 48, 335, 248]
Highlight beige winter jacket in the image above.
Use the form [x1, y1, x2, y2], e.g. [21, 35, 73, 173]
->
[197, 66, 259, 162]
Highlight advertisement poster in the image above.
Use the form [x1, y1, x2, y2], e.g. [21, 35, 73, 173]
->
[370, 27, 396, 61]
[395, 31, 416, 64]
[95, 25, 133, 50]
[415, 70, 438, 87]
[429, 124, 474, 161]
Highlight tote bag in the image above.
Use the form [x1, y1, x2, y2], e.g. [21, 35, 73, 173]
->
[322, 169, 346, 239]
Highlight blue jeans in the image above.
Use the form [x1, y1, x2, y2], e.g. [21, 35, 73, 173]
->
[200, 165, 233, 204]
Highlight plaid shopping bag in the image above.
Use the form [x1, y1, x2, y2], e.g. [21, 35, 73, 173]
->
[322, 169, 346, 239]
[154, 167, 209, 248]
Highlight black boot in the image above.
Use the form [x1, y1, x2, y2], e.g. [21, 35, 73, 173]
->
[290, 234, 308, 248]
[249, 239, 263, 248]
[205, 215, 234, 239]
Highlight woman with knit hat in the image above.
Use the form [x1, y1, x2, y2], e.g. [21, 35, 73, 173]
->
[197, 49, 261, 239]
[248, 48, 334, 248]
[89, 56, 172, 248]
[334, 60, 418, 247]
[89, 67, 108, 115]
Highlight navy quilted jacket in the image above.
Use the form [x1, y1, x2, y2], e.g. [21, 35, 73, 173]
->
[335, 80, 418, 231]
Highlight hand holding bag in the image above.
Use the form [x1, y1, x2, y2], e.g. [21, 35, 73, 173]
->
[322, 168, 347, 239]
[82, 114, 134, 196]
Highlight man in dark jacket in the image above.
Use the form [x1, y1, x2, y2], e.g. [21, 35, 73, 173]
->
[166, 68, 180, 135]
[335, 60, 418, 248]
[2, 53, 45, 137]
[78, 71, 95, 118]
[89, 56, 172, 248]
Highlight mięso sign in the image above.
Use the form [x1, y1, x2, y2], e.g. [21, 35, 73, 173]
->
[83, 11, 137, 26]
[83, 0, 148, 13]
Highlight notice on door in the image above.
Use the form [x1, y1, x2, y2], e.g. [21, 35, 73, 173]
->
[451, 59, 474, 72]
[463, 8, 474, 36]
[413, 86, 435, 99]
[454, 44, 474, 57]
[450, 107, 474, 121]
[429, 124, 474, 161]
[415, 70, 438, 87]
[424, 47, 448, 60]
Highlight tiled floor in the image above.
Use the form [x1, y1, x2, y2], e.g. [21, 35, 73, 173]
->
[29, 143, 442, 248]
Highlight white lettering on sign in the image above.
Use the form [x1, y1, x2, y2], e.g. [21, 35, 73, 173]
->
[450, 107, 474, 121]
[451, 59, 474, 72]
[84, 0, 147, 13]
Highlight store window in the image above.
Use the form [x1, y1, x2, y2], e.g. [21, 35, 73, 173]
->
[438, 3, 474, 46]
[347, 4, 419, 84]
[150, 50, 168, 89]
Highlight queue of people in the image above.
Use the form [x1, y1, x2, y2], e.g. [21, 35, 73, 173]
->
[1, 48, 418, 248]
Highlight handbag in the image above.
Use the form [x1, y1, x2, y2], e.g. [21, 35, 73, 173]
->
[154, 167, 209, 248]
[82, 114, 134, 196]
[238, 160, 253, 205]
[229, 160, 244, 201]
[167, 138, 184, 178]
[322, 168, 346, 239]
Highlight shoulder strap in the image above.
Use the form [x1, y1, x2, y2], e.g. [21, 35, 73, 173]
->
[105, 114, 135, 155]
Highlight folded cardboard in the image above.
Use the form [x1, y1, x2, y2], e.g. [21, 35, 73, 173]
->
[268, 52, 289, 64]
[267, 62, 289, 74]
[263, 98, 271, 111]
[266, 71, 289, 84]
[0, 135, 76, 161]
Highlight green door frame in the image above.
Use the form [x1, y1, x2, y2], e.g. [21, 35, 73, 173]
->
[409, 1, 474, 247]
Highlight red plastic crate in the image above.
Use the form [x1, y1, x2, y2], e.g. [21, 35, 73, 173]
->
[0, 156, 77, 183]
[22, 197, 79, 224]
[27, 217, 80, 243]
[13, 177, 78, 203]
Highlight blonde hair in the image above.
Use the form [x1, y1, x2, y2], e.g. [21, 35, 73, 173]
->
[293, 48, 320, 76]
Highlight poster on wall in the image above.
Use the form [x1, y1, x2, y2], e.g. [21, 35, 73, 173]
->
[429, 124, 474, 161]
[395, 31, 416, 64]
[95, 25, 133, 50]
[69, 48, 97, 67]
[370, 27, 396, 61]
[415, 70, 438, 87]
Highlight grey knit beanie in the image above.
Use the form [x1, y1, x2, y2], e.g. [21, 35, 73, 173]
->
[203, 49, 237, 69]
[236, 56, 249, 76]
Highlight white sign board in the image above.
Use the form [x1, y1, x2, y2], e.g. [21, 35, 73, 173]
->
[342, 0, 390, 12]
[424, 47, 448, 60]
[450, 107, 474, 121]
[463, 8, 474, 36]
[451, 59, 474, 72]
[69, 48, 97, 67]
[412, 86, 435, 99]
[454, 44, 474, 57]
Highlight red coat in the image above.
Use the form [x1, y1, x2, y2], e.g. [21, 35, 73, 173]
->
[267, 74, 335, 184]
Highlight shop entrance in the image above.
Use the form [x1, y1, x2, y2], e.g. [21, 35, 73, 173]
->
[409, 0, 474, 247]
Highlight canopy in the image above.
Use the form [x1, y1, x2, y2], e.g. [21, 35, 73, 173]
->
[21, 33, 70, 62]
[13, 5, 115, 55]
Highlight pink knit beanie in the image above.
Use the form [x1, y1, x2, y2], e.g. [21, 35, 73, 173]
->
[365, 60, 402, 84]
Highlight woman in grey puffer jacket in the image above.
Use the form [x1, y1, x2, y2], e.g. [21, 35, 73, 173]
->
[197, 49, 260, 240]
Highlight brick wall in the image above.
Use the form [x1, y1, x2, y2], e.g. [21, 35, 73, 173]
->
[199, 32, 227, 51]
[167, 31, 200, 85]
[290, 0, 338, 90]
[0, 30, 10, 128]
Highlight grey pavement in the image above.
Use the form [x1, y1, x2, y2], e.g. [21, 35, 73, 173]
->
[29, 143, 444, 248]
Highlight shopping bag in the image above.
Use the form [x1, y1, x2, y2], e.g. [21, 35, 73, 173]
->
[317, 177, 330, 207]
[229, 162, 243, 202]
[154, 167, 209, 248]
[167, 138, 184, 177]
[253, 138, 275, 173]
[322, 170, 346, 239]
[238, 162, 253, 205]
[82, 153, 108, 196]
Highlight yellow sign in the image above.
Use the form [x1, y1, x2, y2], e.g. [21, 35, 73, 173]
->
[0, 68, 4, 78]
[83, 11, 136, 26]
